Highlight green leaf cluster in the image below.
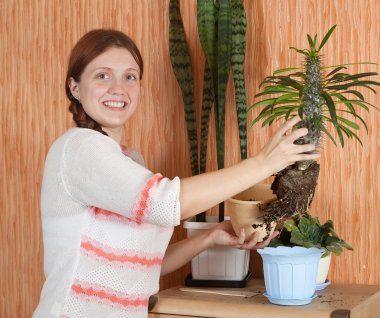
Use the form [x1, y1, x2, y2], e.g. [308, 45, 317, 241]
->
[269, 214, 353, 257]
[249, 25, 380, 147]
[169, 0, 248, 222]
[197, 0, 248, 169]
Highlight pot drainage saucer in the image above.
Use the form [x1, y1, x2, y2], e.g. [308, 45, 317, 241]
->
[263, 293, 317, 306]
[315, 279, 331, 291]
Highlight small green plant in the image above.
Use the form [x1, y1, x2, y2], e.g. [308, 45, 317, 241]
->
[269, 214, 353, 257]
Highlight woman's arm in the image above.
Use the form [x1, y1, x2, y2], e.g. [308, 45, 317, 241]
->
[161, 221, 277, 276]
[60, 128, 181, 227]
[179, 116, 319, 220]
[160, 228, 212, 276]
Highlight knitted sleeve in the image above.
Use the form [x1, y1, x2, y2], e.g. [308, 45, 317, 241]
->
[60, 129, 180, 227]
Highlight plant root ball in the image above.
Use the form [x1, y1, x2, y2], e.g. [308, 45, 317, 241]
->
[262, 161, 320, 230]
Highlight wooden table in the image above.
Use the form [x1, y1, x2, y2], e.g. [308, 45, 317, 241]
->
[149, 278, 380, 318]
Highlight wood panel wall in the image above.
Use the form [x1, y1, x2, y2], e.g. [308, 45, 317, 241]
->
[1, 0, 379, 316]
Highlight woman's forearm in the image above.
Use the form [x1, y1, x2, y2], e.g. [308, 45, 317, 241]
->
[160, 231, 213, 276]
[179, 156, 269, 220]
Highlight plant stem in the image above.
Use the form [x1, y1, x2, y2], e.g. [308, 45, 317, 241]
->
[297, 55, 322, 170]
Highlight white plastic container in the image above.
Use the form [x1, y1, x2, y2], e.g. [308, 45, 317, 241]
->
[183, 216, 250, 281]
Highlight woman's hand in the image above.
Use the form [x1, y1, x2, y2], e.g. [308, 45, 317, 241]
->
[208, 220, 278, 250]
[255, 116, 320, 176]
[161, 220, 278, 276]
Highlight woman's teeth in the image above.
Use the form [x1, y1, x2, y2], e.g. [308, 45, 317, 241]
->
[103, 101, 125, 108]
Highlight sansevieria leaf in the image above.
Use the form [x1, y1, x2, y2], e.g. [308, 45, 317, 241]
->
[200, 62, 214, 175]
[197, 62, 214, 222]
[215, 0, 232, 170]
[197, 0, 218, 92]
[216, 0, 232, 222]
[230, 0, 247, 159]
[169, 0, 199, 175]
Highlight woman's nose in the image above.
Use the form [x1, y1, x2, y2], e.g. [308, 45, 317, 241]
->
[109, 78, 124, 95]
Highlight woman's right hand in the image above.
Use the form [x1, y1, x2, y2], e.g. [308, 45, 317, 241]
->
[207, 220, 279, 250]
[254, 116, 320, 176]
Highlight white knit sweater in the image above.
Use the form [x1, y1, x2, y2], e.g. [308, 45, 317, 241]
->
[33, 128, 181, 318]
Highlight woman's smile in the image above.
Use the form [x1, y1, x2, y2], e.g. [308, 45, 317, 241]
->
[102, 100, 127, 109]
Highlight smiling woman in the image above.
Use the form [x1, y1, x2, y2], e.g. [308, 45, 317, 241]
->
[33, 30, 187, 318]
[32, 29, 318, 318]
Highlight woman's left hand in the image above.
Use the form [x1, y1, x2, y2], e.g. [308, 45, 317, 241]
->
[208, 220, 278, 250]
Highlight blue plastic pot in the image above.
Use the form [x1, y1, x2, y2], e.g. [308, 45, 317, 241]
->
[258, 246, 324, 305]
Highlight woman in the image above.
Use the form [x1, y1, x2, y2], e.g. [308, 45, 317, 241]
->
[33, 29, 318, 318]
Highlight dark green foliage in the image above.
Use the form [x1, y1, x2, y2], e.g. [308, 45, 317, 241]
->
[215, 0, 231, 170]
[231, 0, 248, 159]
[169, 0, 199, 175]
[197, 0, 218, 88]
[200, 63, 214, 175]
[169, 0, 248, 222]
[197, 0, 248, 167]
[197, 0, 248, 221]
[269, 214, 353, 257]
[197, 62, 214, 222]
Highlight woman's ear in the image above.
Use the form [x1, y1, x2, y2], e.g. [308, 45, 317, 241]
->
[68, 77, 80, 101]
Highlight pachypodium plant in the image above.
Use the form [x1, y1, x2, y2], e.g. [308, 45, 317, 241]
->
[250, 25, 380, 233]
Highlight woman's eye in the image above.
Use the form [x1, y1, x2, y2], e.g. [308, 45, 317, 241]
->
[126, 74, 137, 81]
[97, 73, 110, 80]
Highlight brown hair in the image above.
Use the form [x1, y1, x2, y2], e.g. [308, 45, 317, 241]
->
[65, 29, 144, 135]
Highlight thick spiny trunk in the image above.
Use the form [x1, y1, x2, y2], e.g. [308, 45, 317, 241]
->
[296, 56, 322, 170]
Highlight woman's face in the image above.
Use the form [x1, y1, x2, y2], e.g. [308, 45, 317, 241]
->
[69, 47, 141, 134]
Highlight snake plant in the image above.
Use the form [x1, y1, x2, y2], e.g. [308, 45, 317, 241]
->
[169, 0, 198, 176]
[169, 0, 248, 222]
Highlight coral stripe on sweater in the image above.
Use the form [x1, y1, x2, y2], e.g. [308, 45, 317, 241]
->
[80, 239, 162, 266]
[71, 283, 149, 308]
[135, 174, 163, 223]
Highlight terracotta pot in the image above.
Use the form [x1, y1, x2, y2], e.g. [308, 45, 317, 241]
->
[225, 183, 276, 242]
